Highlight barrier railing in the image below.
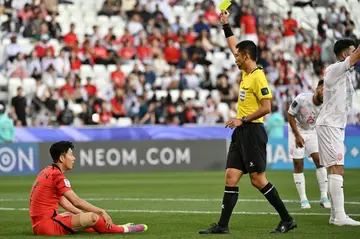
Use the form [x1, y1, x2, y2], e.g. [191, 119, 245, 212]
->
[1, 125, 359, 175]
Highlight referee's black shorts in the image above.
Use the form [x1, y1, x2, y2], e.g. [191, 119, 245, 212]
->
[226, 123, 268, 174]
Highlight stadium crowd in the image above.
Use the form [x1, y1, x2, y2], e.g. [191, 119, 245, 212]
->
[1, 0, 359, 127]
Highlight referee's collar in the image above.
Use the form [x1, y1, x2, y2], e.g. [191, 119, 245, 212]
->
[249, 66, 263, 74]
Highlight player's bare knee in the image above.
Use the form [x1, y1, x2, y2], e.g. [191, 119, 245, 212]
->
[311, 154, 321, 168]
[250, 178, 264, 189]
[250, 178, 259, 188]
[251, 177, 266, 190]
[90, 213, 99, 224]
[225, 174, 238, 187]
[293, 159, 304, 173]
[225, 169, 241, 186]
[250, 175, 267, 189]
[79, 212, 98, 227]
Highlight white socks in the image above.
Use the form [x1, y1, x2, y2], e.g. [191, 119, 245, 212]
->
[293, 173, 307, 201]
[328, 174, 346, 220]
[316, 167, 328, 198]
[294, 169, 329, 202]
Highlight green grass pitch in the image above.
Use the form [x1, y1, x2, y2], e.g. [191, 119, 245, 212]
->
[1, 170, 360, 239]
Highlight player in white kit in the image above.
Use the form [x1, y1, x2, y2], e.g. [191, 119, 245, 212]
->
[316, 39, 360, 226]
[288, 80, 331, 209]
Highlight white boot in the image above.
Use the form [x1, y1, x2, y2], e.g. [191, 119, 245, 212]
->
[333, 216, 360, 226]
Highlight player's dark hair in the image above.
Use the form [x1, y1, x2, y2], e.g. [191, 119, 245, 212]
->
[333, 39, 355, 56]
[236, 40, 257, 61]
[317, 80, 324, 87]
[50, 141, 74, 163]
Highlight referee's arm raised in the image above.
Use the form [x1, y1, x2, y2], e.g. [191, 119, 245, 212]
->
[219, 10, 237, 56]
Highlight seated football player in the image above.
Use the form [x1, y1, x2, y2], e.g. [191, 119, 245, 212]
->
[29, 140, 148, 236]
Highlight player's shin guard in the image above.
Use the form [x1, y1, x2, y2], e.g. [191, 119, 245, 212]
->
[328, 174, 346, 220]
[218, 186, 239, 228]
[260, 183, 292, 222]
[293, 173, 308, 201]
[316, 167, 328, 198]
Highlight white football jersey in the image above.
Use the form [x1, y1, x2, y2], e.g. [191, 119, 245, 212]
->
[316, 56, 355, 129]
[288, 93, 323, 131]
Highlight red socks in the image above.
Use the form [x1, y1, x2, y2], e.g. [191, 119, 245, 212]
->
[92, 216, 125, 234]
[84, 228, 95, 233]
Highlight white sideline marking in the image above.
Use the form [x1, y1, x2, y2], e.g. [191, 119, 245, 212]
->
[1, 197, 360, 205]
[0, 207, 359, 217]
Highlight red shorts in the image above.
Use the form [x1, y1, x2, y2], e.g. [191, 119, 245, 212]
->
[33, 214, 73, 235]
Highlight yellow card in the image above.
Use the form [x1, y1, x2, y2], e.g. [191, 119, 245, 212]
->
[218, 0, 231, 11]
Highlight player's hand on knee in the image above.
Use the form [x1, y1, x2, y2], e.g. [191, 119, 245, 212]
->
[295, 135, 305, 148]
[99, 210, 113, 229]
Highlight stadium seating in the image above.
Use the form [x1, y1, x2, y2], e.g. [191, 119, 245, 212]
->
[0, 0, 358, 127]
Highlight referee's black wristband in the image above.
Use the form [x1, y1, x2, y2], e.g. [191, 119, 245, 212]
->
[222, 23, 234, 38]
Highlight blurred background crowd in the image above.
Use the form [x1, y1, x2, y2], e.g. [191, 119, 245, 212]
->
[0, 0, 359, 133]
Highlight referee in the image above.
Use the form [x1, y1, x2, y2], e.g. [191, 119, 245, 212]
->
[199, 10, 296, 234]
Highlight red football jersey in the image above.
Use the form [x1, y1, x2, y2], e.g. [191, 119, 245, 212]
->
[29, 165, 72, 228]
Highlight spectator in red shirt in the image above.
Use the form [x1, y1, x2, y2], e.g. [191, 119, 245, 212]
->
[148, 28, 165, 46]
[99, 101, 112, 125]
[184, 27, 196, 45]
[59, 76, 75, 98]
[283, 11, 298, 55]
[118, 40, 136, 61]
[79, 40, 95, 65]
[310, 39, 321, 57]
[34, 34, 55, 58]
[164, 26, 179, 43]
[104, 27, 115, 42]
[69, 50, 81, 72]
[240, 7, 258, 44]
[136, 39, 153, 61]
[111, 88, 126, 119]
[163, 38, 180, 65]
[18, 3, 33, 25]
[257, 27, 268, 47]
[63, 23, 78, 49]
[117, 28, 134, 46]
[93, 40, 109, 64]
[110, 64, 126, 87]
[295, 41, 310, 58]
[204, 2, 219, 27]
[84, 77, 97, 97]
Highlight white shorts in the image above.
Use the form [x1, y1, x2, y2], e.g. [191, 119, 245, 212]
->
[316, 125, 345, 168]
[288, 129, 318, 159]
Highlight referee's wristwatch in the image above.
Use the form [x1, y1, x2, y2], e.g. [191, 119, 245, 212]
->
[241, 116, 247, 123]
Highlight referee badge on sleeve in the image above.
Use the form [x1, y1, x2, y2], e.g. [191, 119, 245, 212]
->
[261, 88, 269, 96]
[239, 90, 246, 101]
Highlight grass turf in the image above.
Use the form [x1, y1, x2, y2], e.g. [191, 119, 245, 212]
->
[1, 170, 360, 239]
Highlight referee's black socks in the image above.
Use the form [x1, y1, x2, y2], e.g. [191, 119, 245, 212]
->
[260, 183, 292, 222]
[218, 186, 239, 228]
